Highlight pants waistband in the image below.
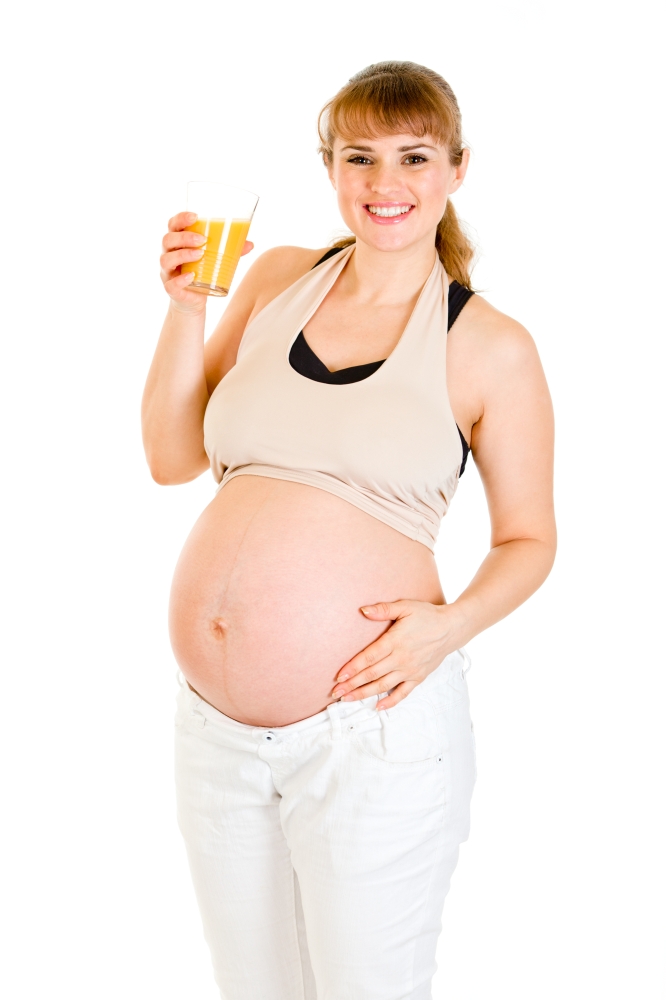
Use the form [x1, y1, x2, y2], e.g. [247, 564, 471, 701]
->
[177, 648, 470, 743]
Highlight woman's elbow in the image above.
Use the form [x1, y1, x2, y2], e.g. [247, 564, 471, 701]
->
[145, 453, 209, 486]
[149, 465, 181, 486]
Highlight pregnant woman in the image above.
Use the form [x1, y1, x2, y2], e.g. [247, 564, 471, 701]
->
[142, 61, 555, 1000]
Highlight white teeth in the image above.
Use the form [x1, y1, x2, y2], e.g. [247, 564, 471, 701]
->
[367, 205, 412, 217]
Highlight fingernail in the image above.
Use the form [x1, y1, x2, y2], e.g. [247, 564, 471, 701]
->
[192, 234, 206, 245]
[342, 694, 355, 701]
[191, 249, 204, 257]
[337, 673, 349, 682]
[361, 606, 374, 615]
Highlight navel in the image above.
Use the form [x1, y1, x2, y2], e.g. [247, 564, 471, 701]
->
[209, 617, 229, 640]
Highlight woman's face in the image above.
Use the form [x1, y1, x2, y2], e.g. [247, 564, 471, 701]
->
[328, 132, 469, 255]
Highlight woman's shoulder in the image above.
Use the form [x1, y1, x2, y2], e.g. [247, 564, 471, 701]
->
[256, 244, 332, 269]
[451, 290, 539, 371]
[447, 289, 548, 431]
[243, 245, 332, 314]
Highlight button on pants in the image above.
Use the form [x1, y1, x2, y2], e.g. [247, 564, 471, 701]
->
[174, 649, 476, 1000]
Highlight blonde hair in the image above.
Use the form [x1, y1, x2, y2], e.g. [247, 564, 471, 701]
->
[318, 61, 476, 289]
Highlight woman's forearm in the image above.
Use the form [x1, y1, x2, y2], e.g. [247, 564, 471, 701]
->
[446, 535, 557, 647]
[141, 303, 210, 483]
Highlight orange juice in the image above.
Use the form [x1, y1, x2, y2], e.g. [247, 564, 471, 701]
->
[181, 217, 251, 296]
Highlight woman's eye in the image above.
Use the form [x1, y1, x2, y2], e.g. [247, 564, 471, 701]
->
[347, 155, 373, 165]
[404, 155, 427, 165]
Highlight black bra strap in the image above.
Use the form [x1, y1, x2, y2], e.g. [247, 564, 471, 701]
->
[447, 282, 475, 329]
[312, 246, 346, 268]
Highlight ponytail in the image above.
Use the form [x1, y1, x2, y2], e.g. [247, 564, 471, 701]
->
[436, 200, 475, 289]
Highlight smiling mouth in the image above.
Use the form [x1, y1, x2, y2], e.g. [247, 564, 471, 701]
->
[365, 204, 414, 217]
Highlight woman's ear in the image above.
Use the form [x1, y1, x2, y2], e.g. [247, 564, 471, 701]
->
[449, 147, 470, 195]
[324, 152, 337, 190]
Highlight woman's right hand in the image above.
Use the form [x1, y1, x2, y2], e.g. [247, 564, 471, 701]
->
[160, 212, 209, 313]
[160, 212, 255, 314]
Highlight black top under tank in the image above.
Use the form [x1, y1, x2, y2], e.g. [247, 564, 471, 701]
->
[289, 246, 474, 476]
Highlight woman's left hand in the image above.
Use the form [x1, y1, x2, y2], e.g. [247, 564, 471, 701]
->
[330, 600, 468, 710]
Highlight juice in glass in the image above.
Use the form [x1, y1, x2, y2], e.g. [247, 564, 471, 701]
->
[180, 182, 259, 297]
[181, 217, 252, 296]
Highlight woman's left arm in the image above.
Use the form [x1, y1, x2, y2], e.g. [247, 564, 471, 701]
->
[331, 312, 556, 709]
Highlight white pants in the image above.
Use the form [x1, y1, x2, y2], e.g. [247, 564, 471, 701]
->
[174, 649, 476, 1000]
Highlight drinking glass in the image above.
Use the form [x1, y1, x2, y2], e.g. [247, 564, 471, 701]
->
[181, 181, 259, 296]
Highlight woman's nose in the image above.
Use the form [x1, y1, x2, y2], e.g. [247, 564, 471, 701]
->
[369, 165, 402, 195]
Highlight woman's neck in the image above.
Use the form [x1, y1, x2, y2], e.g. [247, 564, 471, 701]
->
[340, 234, 438, 307]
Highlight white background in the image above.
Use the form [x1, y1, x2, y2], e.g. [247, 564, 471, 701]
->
[1, 1, 664, 997]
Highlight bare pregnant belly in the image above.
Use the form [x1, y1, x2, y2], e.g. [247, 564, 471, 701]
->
[169, 476, 445, 726]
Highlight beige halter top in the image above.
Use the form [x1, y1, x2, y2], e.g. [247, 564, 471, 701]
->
[203, 244, 463, 551]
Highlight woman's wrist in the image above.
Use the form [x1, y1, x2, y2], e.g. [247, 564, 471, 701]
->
[167, 297, 207, 319]
[438, 596, 481, 652]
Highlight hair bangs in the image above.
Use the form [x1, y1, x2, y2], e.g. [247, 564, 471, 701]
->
[319, 74, 457, 154]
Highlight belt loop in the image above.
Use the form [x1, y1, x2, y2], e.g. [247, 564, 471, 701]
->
[182, 678, 202, 708]
[327, 703, 342, 741]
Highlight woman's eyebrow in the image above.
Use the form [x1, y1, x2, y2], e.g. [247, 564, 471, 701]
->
[339, 142, 438, 153]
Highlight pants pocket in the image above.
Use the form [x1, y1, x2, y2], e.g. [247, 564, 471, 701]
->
[349, 692, 445, 765]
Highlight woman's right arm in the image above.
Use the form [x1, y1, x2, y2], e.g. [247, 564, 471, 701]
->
[141, 211, 257, 485]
